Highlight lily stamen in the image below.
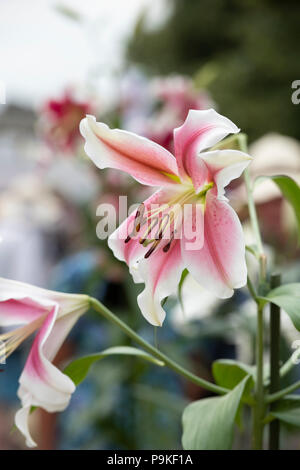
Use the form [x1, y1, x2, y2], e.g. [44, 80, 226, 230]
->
[163, 230, 176, 253]
[0, 315, 45, 361]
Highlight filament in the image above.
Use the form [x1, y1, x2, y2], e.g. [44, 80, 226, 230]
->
[0, 315, 45, 362]
[123, 183, 213, 258]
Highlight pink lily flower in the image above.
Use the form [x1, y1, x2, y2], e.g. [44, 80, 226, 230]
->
[0, 278, 89, 447]
[80, 109, 252, 326]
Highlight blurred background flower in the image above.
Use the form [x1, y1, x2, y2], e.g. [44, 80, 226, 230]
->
[40, 90, 92, 153]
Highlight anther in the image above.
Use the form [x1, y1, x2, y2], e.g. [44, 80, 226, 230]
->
[135, 203, 145, 220]
[144, 239, 161, 258]
[163, 230, 175, 252]
[155, 214, 169, 240]
[124, 204, 146, 244]
[163, 240, 172, 252]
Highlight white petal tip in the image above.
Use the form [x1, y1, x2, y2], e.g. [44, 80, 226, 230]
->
[15, 405, 37, 448]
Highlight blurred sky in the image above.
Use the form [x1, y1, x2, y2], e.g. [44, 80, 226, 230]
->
[0, 0, 169, 108]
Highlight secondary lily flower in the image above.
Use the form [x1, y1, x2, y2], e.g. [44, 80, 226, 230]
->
[41, 91, 91, 152]
[147, 75, 214, 152]
[0, 278, 89, 447]
[80, 109, 252, 326]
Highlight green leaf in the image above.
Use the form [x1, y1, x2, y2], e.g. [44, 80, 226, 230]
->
[55, 5, 82, 22]
[261, 283, 300, 331]
[255, 175, 300, 243]
[212, 359, 255, 407]
[64, 346, 164, 386]
[270, 395, 300, 427]
[213, 359, 255, 392]
[182, 376, 249, 450]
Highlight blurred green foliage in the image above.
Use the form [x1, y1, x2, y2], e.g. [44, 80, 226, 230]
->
[127, 0, 300, 141]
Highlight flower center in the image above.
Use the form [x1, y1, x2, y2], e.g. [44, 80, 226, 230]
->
[124, 181, 214, 258]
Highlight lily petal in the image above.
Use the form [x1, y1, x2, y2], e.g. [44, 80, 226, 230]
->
[181, 190, 247, 298]
[16, 305, 78, 447]
[0, 297, 49, 327]
[80, 115, 179, 187]
[200, 149, 253, 199]
[174, 109, 240, 184]
[15, 403, 37, 448]
[108, 186, 186, 277]
[0, 278, 89, 447]
[137, 240, 184, 326]
[0, 277, 89, 324]
[181, 202, 205, 253]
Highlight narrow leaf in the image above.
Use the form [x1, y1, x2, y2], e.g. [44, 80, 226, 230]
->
[64, 346, 164, 386]
[178, 269, 189, 315]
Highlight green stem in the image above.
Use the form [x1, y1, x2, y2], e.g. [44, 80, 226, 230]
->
[239, 134, 267, 449]
[252, 303, 265, 449]
[89, 297, 228, 396]
[244, 167, 264, 258]
[269, 274, 281, 450]
[267, 380, 300, 404]
[239, 134, 266, 282]
[279, 350, 300, 378]
[247, 275, 258, 302]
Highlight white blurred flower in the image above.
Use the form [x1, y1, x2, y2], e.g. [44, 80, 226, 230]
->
[0, 174, 63, 229]
[237, 133, 300, 205]
[171, 274, 222, 329]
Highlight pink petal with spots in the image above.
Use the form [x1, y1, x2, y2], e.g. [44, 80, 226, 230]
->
[137, 240, 184, 326]
[181, 202, 205, 253]
[108, 186, 186, 280]
[181, 190, 247, 298]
